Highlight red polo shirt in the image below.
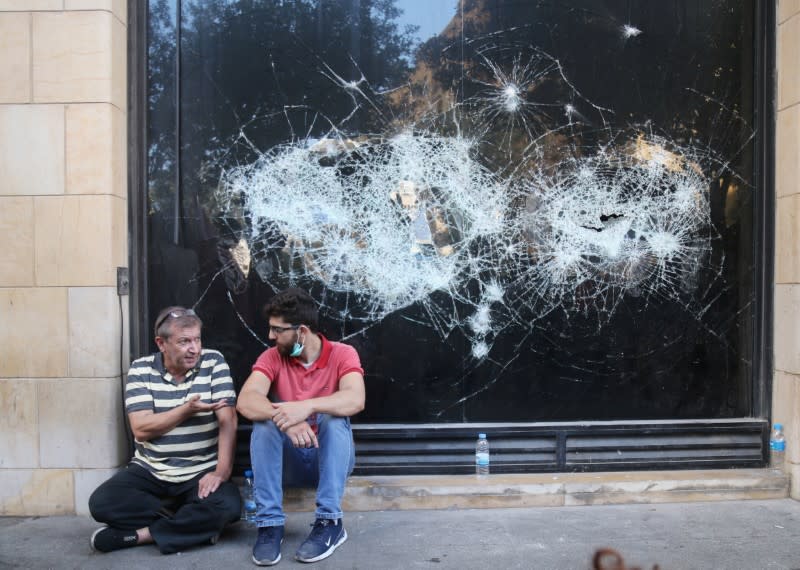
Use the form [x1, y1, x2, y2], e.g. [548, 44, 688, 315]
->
[252, 334, 363, 403]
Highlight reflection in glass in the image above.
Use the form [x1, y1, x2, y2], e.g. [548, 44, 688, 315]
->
[147, 0, 756, 423]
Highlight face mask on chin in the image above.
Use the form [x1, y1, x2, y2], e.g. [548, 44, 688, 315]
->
[289, 330, 304, 358]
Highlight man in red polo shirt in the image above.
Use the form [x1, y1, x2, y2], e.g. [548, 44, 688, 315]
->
[237, 288, 365, 566]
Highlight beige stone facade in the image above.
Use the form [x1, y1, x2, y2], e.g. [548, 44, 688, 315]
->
[775, 0, 800, 499]
[0, 1, 128, 516]
[0, 1, 798, 516]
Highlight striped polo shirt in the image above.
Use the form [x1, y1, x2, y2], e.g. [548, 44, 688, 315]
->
[125, 349, 236, 483]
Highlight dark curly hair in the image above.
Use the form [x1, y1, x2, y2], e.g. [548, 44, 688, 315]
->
[263, 288, 319, 332]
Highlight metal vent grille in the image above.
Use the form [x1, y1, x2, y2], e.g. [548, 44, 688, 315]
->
[235, 419, 767, 475]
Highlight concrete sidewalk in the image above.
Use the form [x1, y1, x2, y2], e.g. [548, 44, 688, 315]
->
[2, 499, 800, 569]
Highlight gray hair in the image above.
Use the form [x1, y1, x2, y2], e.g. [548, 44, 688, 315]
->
[153, 306, 202, 339]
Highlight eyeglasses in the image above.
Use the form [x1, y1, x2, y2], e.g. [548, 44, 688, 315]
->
[269, 324, 301, 334]
[155, 308, 197, 332]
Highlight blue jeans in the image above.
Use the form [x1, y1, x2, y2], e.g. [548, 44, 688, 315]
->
[250, 413, 355, 527]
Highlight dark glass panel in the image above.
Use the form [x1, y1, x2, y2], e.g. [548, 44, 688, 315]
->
[146, 0, 756, 422]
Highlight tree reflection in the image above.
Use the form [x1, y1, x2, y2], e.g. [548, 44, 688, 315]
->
[145, 0, 758, 421]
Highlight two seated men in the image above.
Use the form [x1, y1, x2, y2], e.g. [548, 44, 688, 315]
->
[89, 288, 365, 565]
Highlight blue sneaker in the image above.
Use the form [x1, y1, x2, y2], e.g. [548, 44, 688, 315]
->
[295, 519, 347, 563]
[252, 526, 284, 566]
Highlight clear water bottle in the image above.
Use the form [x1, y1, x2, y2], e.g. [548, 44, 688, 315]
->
[242, 469, 257, 523]
[770, 423, 786, 468]
[476, 433, 490, 477]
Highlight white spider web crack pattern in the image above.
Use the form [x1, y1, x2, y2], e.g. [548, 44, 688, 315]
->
[214, 44, 730, 362]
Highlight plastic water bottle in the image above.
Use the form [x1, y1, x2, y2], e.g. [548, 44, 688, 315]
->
[770, 423, 786, 468]
[476, 433, 490, 477]
[242, 469, 257, 523]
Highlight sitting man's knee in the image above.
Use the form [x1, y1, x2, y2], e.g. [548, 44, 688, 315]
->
[224, 496, 243, 522]
[88, 486, 113, 522]
[208, 483, 242, 522]
[204, 482, 241, 511]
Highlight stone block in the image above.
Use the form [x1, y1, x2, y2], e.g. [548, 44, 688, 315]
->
[562, 469, 788, 506]
[0, 0, 61, 9]
[778, 13, 800, 109]
[39, 378, 128, 469]
[111, 4, 128, 106]
[780, 0, 800, 24]
[789, 462, 800, 500]
[0, 105, 64, 196]
[112, 104, 126, 198]
[0, 288, 68, 377]
[0, 197, 35, 287]
[283, 470, 790, 513]
[111, 3, 126, 108]
[68, 287, 122, 378]
[774, 284, 800, 375]
[776, 105, 800, 199]
[74, 467, 120, 516]
[776, 194, 800, 282]
[0, 469, 74, 516]
[65, 0, 127, 24]
[34, 195, 123, 287]
[773, 370, 798, 464]
[0, 13, 30, 103]
[66, 104, 126, 197]
[787, 376, 800, 465]
[112, 194, 127, 270]
[0, 380, 39, 468]
[32, 11, 125, 107]
[339, 474, 565, 512]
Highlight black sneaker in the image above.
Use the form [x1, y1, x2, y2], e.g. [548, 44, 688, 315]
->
[252, 525, 284, 566]
[90, 526, 138, 553]
[295, 519, 347, 563]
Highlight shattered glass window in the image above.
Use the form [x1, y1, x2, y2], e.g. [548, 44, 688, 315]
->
[146, 0, 758, 422]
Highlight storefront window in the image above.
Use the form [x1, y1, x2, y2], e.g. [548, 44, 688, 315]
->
[146, 0, 759, 423]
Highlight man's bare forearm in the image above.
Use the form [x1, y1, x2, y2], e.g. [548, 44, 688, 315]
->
[214, 407, 237, 480]
[130, 396, 226, 441]
[307, 373, 365, 417]
[236, 389, 277, 422]
[305, 389, 365, 418]
[129, 405, 192, 442]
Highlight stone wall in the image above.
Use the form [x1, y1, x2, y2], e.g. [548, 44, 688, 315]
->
[0, 0, 128, 515]
[774, 0, 800, 498]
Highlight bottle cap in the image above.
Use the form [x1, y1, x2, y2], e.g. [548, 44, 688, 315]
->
[774, 423, 783, 430]
[244, 469, 253, 477]
[478, 433, 486, 439]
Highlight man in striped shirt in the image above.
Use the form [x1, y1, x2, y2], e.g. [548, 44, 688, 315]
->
[88, 306, 241, 554]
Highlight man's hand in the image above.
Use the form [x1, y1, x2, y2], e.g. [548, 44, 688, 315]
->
[285, 421, 319, 448]
[129, 396, 230, 443]
[197, 471, 225, 499]
[272, 400, 313, 431]
[185, 394, 227, 414]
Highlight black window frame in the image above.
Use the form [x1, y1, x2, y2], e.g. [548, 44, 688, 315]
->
[127, 0, 776, 473]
